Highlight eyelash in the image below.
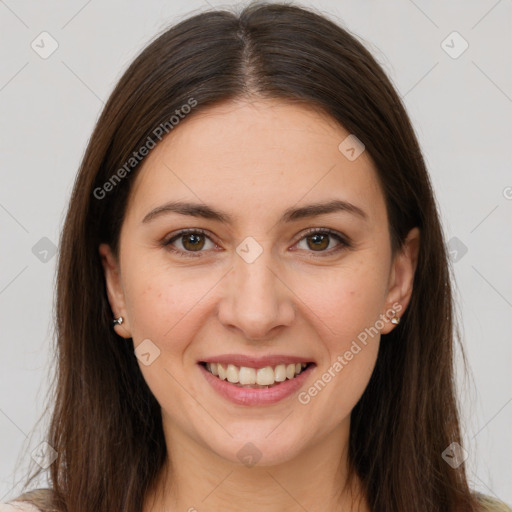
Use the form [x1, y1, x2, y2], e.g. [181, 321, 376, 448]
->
[161, 227, 351, 258]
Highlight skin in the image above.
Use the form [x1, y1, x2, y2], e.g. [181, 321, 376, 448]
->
[99, 98, 420, 512]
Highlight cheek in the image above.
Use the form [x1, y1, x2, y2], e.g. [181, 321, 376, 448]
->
[298, 257, 389, 350]
[124, 266, 212, 344]
[121, 265, 217, 411]
[292, 258, 387, 414]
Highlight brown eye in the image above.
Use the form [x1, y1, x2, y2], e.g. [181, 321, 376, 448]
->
[181, 232, 205, 251]
[306, 233, 330, 251]
[163, 229, 216, 256]
[295, 229, 349, 254]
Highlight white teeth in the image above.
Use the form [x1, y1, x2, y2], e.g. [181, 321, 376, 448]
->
[274, 364, 287, 382]
[226, 364, 239, 383]
[256, 366, 275, 385]
[239, 366, 256, 385]
[217, 363, 227, 380]
[205, 362, 309, 386]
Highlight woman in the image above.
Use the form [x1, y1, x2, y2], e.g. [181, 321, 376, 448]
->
[2, 3, 510, 511]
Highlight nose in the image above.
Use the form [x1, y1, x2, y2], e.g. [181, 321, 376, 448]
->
[217, 246, 296, 341]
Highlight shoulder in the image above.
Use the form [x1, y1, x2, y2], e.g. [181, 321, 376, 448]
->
[0, 502, 42, 512]
[0, 487, 54, 512]
[474, 492, 512, 512]
[1, 495, 510, 512]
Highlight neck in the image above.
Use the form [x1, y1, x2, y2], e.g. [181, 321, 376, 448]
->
[143, 415, 369, 512]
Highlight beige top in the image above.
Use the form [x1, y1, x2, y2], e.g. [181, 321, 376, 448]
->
[1, 494, 511, 511]
[0, 503, 41, 512]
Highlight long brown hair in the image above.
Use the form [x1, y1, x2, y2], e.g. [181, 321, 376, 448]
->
[14, 3, 485, 511]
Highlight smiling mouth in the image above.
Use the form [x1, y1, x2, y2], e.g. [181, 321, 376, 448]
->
[199, 361, 314, 388]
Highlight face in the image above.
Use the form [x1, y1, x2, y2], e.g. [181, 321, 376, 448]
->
[100, 99, 419, 467]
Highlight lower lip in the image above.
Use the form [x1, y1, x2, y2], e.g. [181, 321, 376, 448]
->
[198, 363, 315, 406]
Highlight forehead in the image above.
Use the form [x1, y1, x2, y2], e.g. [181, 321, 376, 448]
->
[124, 99, 385, 226]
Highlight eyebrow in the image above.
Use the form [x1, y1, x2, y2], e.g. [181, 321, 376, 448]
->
[142, 199, 368, 225]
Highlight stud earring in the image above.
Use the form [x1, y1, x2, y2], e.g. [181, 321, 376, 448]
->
[388, 309, 401, 325]
[112, 316, 124, 326]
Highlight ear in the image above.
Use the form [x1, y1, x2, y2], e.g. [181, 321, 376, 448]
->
[98, 243, 132, 338]
[380, 227, 420, 334]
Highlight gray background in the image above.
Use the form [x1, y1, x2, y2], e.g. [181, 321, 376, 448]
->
[1, 0, 511, 505]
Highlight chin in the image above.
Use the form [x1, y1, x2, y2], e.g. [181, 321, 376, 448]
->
[207, 430, 306, 468]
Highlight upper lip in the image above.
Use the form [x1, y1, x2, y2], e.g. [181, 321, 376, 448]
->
[199, 354, 315, 368]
